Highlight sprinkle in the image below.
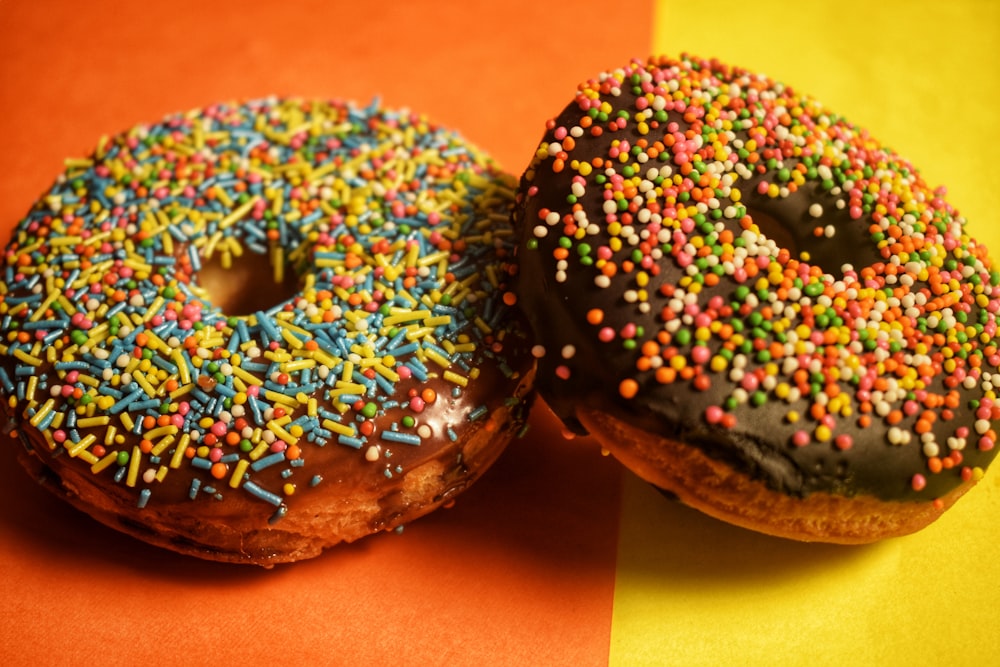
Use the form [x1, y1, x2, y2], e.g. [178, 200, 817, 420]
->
[380, 430, 422, 446]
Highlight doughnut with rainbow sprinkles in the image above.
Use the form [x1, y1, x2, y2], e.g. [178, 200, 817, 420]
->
[0, 97, 534, 566]
[513, 55, 999, 543]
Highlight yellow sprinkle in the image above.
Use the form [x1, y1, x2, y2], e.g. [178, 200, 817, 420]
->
[76, 416, 111, 428]
[425, 349, 451, 369]
[279, 327, 305, 349]
[229, 459, 250, 488]
[169, 433, 191, 469]
[263, 390, 298, 408]
[132, 371, 157, 398]
[65, 433, 97, 458]
[443, 370, 469, 387]
[144, 425, 179, 441]
[321, 418, 356, 437]
[383, 310, 432, 326]
[229, 364, 263, 387]
[28, 399, 56, 427]
[150, 433, 176, 457]
[125, 445, 141, 487]
[249, 442, 271, 461]
[169, 382, 195, 400]
[91, 452, 119, 474]
[13, 348, 43, 367]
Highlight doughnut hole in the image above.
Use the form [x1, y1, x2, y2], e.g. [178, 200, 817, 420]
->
[195, 250, 301, 316]
[742, 186, 882, 278]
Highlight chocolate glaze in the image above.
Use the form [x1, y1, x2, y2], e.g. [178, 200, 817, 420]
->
[0, 98, 535, 562]
[514, 56, 999, 502]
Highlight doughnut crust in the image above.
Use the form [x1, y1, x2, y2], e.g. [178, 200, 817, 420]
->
[513, 55, 999, 542]
[1, 98, 534, 565]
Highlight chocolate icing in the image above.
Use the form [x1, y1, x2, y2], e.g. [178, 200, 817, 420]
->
[514, 56, 999, 502]
[0, 97, 535, 562]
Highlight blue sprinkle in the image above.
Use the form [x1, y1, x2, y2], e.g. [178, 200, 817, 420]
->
[190, 457, 213, 470]
[338, 434, 364, 449]
[109, 386, 144, 414]
[243, 481, 283, 507]
[404, 361, 427, 381]
[250, 452, 286, 471]
[268, 505, 288, 524]
[130, 398, 160, 412]
[380, 430, 421, 446]
[0, 368, 13, 393]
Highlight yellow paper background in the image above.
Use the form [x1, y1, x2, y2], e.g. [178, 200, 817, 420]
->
[612, 1, 1000, 664]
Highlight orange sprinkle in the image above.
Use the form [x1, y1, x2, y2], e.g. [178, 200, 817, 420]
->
[619, 378, 639, 399]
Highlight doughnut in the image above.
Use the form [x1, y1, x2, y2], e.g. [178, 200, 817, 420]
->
[0, 97, 534, 565]
[513, 55, 999, 543]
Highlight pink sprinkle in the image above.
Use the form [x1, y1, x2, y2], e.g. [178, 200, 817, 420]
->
[691, 346, 710, 365]
[911, 474, 927, 491]
[705, 405, 723, 424]
[792, 430, 810, 447]
[598, 327, 616, 342]
[555, 365, 572, 380]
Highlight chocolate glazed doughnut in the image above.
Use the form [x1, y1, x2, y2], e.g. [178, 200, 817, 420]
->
[0, 98, 534, 565]
[513, 55, 1000, 543]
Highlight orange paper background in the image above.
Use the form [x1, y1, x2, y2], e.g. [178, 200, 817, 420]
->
[3, 1, 1000, 665]
[0, 1, 650, 665]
